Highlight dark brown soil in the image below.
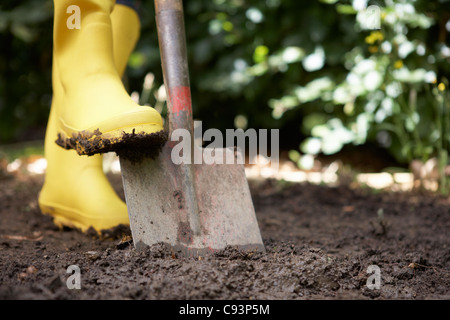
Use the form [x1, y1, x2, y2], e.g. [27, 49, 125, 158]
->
[0, 170, 449, 300]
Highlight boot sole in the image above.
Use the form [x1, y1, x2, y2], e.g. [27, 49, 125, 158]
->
[56, 125, 168, 162]
[39, 202, 129, 235]
[39, 200, 130, 236]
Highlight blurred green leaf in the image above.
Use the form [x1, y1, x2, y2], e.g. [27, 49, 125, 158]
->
[336, 4, 357, 14]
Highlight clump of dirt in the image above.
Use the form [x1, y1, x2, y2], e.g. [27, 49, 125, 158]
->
[113, 130, 168, 163]
[0, 173, 449, 300]
[56, 129, 168, 161]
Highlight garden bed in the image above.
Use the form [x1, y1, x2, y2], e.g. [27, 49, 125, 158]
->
[0, 166, 449, 300]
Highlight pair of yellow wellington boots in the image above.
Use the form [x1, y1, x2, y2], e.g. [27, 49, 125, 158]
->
[38, 1, 164, 233]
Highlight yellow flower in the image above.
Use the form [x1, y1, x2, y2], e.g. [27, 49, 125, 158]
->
[365, 31, 384, 45]
[438, 83, 446, 91]
[394, 60, 403, 69]
[365, 35, 374, 44]
[374, 31, 384, 41]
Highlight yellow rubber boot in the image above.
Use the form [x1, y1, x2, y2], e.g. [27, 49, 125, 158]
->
[39, 3, 145, 233]
[111, 3, 141, 78]
[53, 0, 165, 156]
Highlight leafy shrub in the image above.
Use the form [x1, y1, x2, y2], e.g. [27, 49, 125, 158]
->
[1, 0, 448, 189]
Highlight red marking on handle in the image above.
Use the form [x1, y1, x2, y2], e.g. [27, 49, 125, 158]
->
[169, 86, 192, 115]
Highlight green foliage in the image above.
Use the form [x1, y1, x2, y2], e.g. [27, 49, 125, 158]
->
[0, 0, 53, 142]
[269, 0, 450, 168]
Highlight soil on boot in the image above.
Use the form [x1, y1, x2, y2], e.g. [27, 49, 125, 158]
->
[56, 129, 168, 162]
